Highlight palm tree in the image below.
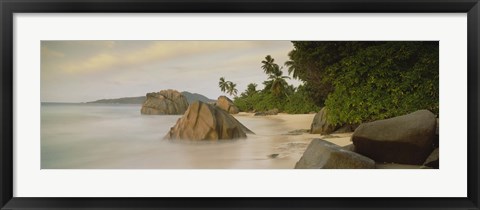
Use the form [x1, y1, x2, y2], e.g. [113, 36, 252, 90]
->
[284, 51, 299, 79]
[261, 55, 279, 75]
[269, 71, 290, 96]
[260, 55, 291, 96]
[218, 77, 228, 93]
[262, 80, 273, 93]
[245, 83, 257, 96]
[226, 81, 238, 97]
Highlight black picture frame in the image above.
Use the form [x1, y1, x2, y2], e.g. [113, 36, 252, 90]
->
[1, 0, 479, 209]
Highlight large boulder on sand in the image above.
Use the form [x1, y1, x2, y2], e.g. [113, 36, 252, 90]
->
[310, 107, 339, 135]
[141, 89, 189, 115]
[295, 139, 375, 169]
[215, 96, 239, 114]
[352, 110, 436, 165]
[164, 101, 253, 140]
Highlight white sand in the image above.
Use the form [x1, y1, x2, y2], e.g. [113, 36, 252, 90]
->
[240, 112, 353, 146]
[233, 112, 354, 168]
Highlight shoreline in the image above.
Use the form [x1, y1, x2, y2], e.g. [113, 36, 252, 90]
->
[42, 106, 427, 169]
[233, 112, 354, 168]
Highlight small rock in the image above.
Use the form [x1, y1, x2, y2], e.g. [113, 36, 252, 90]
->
[268, 154, 279, 158]
[333, 124, 357, 133]
[254, 112, 267, 116]
[285, 129, 310, 135]
[254, 108, 279, 116]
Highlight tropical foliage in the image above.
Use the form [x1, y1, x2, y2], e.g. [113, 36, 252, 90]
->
[232, 55, 320, 114]
[222, 42, 438, 123]
[285, 41, 439, 125]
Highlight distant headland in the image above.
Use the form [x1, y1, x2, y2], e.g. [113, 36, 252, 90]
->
[86, 91, 215, 104]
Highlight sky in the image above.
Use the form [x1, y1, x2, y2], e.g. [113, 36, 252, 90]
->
[41, 41, 302, 103]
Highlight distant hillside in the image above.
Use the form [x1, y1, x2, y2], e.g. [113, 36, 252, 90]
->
[181, 91, 216, 103]
[87, 91, 215, 104]
[86, 96, 146, 104]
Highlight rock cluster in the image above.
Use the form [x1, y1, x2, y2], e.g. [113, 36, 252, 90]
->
[298, 110, 439, 169]
[141, 89, 189, 115]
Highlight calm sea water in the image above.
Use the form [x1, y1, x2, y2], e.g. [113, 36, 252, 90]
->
[41, 103, 305, 169]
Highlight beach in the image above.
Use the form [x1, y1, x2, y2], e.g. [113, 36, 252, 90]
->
[41, 104, 423, 169]
[235, 112, 354, 166]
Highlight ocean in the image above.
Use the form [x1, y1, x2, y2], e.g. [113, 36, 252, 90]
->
[41, 103, 307, 169]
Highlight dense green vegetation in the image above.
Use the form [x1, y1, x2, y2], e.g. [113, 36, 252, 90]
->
[229, 41, 438, 125]
[233, 84, 320, 114]
[230, 56, 321, 114]
[286, 41, 439, 125]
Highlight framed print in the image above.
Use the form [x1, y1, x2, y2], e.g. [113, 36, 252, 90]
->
[1, 0, 479, 209]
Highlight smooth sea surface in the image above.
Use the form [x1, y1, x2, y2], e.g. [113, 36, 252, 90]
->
[41, 103, 306, 169]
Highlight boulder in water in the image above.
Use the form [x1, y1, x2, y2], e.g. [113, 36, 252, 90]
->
[164, 101, 253, 141]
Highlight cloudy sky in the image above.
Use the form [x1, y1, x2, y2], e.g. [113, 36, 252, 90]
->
[41, 41, 301, 102]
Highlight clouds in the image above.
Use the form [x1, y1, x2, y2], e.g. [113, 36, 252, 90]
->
[62, 53, 118, 73]
[47, 41, 272, 74]
[41, 46, 65, 58]
[41, 41, 297, 102]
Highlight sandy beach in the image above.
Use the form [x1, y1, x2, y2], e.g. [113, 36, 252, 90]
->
[232, 112, 354, 168]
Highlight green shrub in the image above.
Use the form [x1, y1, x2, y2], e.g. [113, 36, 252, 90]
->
[324, 42, 439, 125]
